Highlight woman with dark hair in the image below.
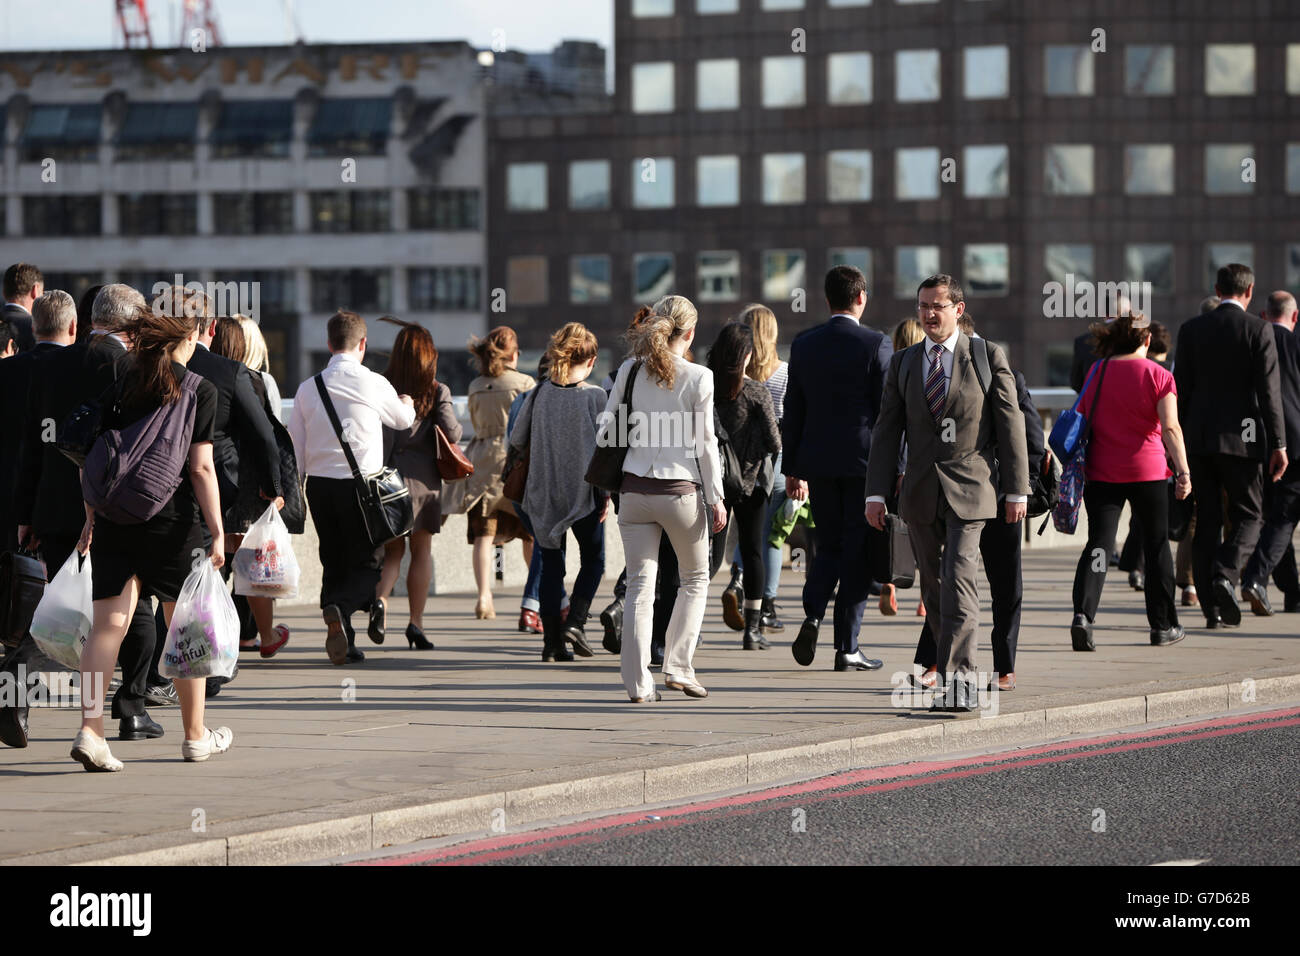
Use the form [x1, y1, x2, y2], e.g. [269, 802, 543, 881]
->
[447, 326, 535, 619]
[1070, 314, 1193, 651]
[72, 304, 230, 771]
[376, 321, 462, 648]
[708, 322, 781, 650]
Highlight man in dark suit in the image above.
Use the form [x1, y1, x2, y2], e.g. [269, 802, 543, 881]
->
[1174, 264, 1288, 627]
[868, 275, 1028, 711]
[783, 265, 893, 671]
[1242, 291, 1300, 614]
[910, 314, 1043, 693]
[1, 262, 43, 353]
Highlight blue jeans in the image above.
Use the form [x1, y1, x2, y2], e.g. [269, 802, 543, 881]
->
[731, 453, 785, 600]
[518, 508, 565, 612]
[540, 507, 606, 616]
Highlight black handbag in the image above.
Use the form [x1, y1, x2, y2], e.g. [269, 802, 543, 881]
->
[585, 362, 642, 493]
[314, 375, 413, 549]
[882, 514, 916, 588]
[237, 414, 306, 535]
[1027, 450, 1062, 519]
[0, 548, 46, 651]
[57, 400, 105, 468]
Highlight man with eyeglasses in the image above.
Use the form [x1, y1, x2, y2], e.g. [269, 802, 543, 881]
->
[867, 275, 1028, 711]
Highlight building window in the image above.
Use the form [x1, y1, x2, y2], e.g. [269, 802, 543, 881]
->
[1289, 45, 1300, 94]
[697, 59, 740, 110]
[896, 50, 940, 101]
[828, 52, 872, 104]
[20, 104, 101, 162]
[1125, 45, 1175, 95]
[22, 196, 101, 237]
[213, 192, 294, 235]
[830, 248, 872, 290]
[632, 157, 676, 208]
[310, 268, 391, 313]
[1205, 144, 1254, 195]
[1288, 144, 1300, 194]
[409, 266, 482, 311]
[762, 56, 806, 108]
[762, 250, 805, 301]
[697, 0, 739, 12]
[697, 251, 740, 302]
[310, 191, 391, 232]
[506, 162, 548, 211]
[762, 153, 805, 204]
[632, 62, 675, 113]
[1205, 44, 1255, 95]
[210, 99, 293, 158]
[1045, 45, 1095, 96]
[828, 0, 870, 6]
[1125, 244, 1174, 296]
[964, 46, 1009, 99]
[633, 0, 673, 14]
[963, 244, 1009, 296]
[895, 246, 941, 298]
[895, 147, 940, 200]
[1286, 244, 1300, 290]
[570, 256, 611, 303]
[115, 102, 198, 161]
[697, 155, 740, 206]
[506, 257, 548, 306]
[761, 0, 804, 8]
[569, 160, 611, 209]
[1044, 145, 1094, 195]
[306, 98, 392, 157]
[1125, 145, 1175, 195]
[827, 150, 872, 202]
[118, 193, 198, 236]
[963, 145, 1009, 198]
[408, 188, 481, 230]
[1045, 244, 1094, 285]
[634, 253, 675, 302]
[1206, 244, 1253, 288]
[212, 269, 297, 315]
[41, 272, 103, 304]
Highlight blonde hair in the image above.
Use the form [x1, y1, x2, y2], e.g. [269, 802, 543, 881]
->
[892, 318, 925, 352]
[469, 325, 518, 379]
[544, 322, 598, 385]
[739, 303, 779, 382]
[626, 294, 698, 389]
[234, 314, 270, 373]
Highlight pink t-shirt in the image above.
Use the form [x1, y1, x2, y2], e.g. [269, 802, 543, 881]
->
[1077, 357, 1176, 484]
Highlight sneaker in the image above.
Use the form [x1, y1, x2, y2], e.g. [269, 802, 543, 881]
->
[260, 624, 290, 659]
[70, 729, 123, 773]
[182, 726, 234, 762]
[323, 605, 348, 665]
[1181, 587, 1199, 607]
[144, 682, 179, 707]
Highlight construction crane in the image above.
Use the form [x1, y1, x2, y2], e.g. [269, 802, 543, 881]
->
[115, 0, 153, 48]
[180, 0, 223, 47]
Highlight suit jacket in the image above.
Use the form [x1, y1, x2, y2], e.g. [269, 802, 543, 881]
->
[1069, 329, 1097, 393]
[1173, 303, 1285, 460]
[867, 333, 1029, 524]
[1012, 369, 1046, 495]
[782, 314, 893, 479]
[15, 335, 125, 537]
[0, 342, 65, 533]
[0, 303, 36, 353]
[187, 344, 282, 511]
[1268, 322, 1300, 482]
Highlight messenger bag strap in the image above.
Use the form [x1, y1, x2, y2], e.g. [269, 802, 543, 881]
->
[1080, 358, 1110, 445]
[314, 374, 367, 486]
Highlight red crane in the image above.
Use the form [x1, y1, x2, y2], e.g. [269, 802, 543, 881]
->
[181, 0, 223, 47]
[115, 0, 153, 48]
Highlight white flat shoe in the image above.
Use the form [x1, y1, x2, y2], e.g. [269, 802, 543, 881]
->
[70, 729, 124, 772]
[182, 726, 234, 762]
[664, 677, 708, 699]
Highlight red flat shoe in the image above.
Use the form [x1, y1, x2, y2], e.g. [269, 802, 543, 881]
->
[518, 608, 542, 634]
[260, 625, 290, 659]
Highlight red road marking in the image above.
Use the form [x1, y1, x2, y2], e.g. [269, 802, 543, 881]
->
[362, 706, 1300, 866]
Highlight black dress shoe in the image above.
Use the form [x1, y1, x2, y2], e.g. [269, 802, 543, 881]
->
[1242, 581, 1274, 616]
[144, 682, 179, 706]
[1070, 613, 1094, 651]
[118, 712, 164, 740]
[600, 599, 623, 655]
[1211, 577, 1241, 626]
[834, 649, 883, 671]
[1129, 570, 1145, 591]
[649, 643, 664, 668]
[930, 679, 977, 712]
[792, 617, 820, 667]
[368, 599, 386, 644]
[0, 704, 29, 749]
[1149, 625, 1186, 647]
[1285, 594, 1300, 613]
[346, 645, 365, 664]
[1204, 609, 1225, 629]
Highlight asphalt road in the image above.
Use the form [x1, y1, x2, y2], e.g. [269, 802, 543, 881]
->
[373, 707, 1300, 866]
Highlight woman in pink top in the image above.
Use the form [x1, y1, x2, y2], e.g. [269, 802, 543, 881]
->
[1070, 314, 1193, 649]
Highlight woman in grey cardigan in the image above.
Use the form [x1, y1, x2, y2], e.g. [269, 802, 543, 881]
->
[510, 322, 609, 661]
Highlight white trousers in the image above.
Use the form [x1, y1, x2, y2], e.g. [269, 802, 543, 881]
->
[618, 491, 710, 699]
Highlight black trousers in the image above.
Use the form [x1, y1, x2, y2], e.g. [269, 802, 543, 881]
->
[1072, 479, 1178, 631]
[708, 484, 769, 603]
[1243, 477, 1300, 597]
[1188, 453, 1265, 618]
[803, 475, 871, 653]
[913, 510, 1023, 675]
[306, 476, 381, 627]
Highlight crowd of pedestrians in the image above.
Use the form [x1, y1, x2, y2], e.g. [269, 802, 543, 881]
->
[0, 254, 1296, 764]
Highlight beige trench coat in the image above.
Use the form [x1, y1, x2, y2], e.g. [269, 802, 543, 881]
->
[442, 367, 536, 516]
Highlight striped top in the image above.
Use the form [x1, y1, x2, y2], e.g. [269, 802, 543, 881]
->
[761, 360, 789, 422]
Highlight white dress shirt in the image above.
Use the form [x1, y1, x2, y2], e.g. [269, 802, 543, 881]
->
[1221, 298, 1245, 310]
[289, 351, 415, 479]
[830, 311, 861, 324]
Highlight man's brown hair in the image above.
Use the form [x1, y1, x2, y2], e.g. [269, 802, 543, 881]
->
[328, 310, 367, 351]
[3, 263, 43, 300]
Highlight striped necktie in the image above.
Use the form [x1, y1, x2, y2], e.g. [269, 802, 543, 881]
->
[923, 343, 946, 421]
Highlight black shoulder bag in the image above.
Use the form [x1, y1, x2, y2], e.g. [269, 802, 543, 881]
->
[585, 361, 642, 492]
[315, 375, 413, 549]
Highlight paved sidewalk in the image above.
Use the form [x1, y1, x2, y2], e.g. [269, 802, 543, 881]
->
[2, 547, 1297, 864]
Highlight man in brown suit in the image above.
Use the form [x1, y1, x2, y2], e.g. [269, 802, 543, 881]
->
[867, 275, 1029, 711]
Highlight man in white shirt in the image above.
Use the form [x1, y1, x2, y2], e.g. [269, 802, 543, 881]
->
[290, 311, 415, 665]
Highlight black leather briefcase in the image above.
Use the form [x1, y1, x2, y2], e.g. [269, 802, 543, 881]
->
[0, 548, 46, 650]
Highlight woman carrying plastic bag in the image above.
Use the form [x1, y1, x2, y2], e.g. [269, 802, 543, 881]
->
[29, 553, 93, 670]
[233, 503, 301, 603]
[161, 560, 240, 680]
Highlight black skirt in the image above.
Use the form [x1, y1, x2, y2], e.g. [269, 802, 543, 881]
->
[90, 514, 205, 603]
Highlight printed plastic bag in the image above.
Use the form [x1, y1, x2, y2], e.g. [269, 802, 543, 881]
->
[232, 503, 300, 599]
[161, 560, 239, 679]
[29, 552, 93, 670]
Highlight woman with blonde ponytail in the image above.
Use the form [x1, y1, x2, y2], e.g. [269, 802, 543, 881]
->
[605, 295, 726, 702]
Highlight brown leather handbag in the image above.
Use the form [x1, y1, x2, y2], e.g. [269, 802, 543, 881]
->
[435, 425, 473, 481]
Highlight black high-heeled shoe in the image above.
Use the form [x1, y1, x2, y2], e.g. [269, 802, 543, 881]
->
[406, 624, 434, 650]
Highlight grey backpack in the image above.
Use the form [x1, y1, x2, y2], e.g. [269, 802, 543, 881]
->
[82, 371, 201, 524]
